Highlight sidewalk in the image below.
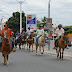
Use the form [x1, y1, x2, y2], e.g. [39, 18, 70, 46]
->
[32, 45, 72, 58]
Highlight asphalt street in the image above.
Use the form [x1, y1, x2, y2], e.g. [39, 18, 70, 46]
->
[0, 48, 72, 72]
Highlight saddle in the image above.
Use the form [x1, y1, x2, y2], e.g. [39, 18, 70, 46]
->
[28, 35, 33, 44]
[1, 38, 12, 54]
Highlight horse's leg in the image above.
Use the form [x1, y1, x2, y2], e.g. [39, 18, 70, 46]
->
[32, 43, 33, 52]
[3, 54, 6, 65]
[41, 46, 44, 54]
[29, 44, 31, 51]
[27, 43, 28, 50]
[39, 45, 41, 55]
[36, 44, 38, 55]
[15, 40, 17, 48]
[19, 43, 21, 49]
[62, 48, 64, 60]
[6, 55, 9, 64]
[59, 48, 61, 59]
[57, 48, 59, 59]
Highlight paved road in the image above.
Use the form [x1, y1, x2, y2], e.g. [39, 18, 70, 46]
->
[0, 49, 72, 72]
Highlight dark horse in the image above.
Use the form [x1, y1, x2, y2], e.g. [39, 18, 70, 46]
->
[56, 33, 69, 60]
[1, 37, 12, 65]
[15, 34, 27, 49]
[15, 35, 22, 49]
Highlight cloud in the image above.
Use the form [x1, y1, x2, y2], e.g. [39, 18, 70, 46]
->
[0, 0, 72, 26]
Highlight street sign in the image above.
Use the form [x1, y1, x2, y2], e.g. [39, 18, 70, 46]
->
[47, 18, 52, 24]
[68, 34, 72, 41]
[46, 18, 52, 29]
[26, 14, 36, 30]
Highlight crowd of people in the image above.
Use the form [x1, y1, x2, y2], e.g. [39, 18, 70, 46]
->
[0, 23, 69, 52]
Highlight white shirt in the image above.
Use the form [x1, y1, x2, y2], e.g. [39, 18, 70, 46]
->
[26, 30, 31, 38]
[55, 28, 64, 37]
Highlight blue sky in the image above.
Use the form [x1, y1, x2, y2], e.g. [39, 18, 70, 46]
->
[0, 0, 72, 26]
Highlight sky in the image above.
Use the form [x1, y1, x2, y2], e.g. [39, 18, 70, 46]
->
[0, 0, 72, 26]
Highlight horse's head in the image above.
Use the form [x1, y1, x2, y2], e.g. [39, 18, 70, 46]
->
[4, 31, 7, 38]
[42, 32, 48, 39]
[62, 33, 69, 42]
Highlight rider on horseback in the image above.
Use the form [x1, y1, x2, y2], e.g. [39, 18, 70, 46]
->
[36, 25, 44, 45]
[0, 24, 16, 52]
[53, 24, 69, 49]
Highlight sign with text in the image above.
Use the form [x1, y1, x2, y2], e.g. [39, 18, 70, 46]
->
[46, 18, 52, 29]
[68, 34, 72, 41]
[26, 14, 36, 30]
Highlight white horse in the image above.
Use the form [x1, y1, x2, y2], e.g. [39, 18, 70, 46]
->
[36, 32, 48, 55]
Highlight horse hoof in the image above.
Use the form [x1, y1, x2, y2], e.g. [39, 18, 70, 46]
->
[36, 53, 37, 55]
[57, 56, 59, 59]
[41, 52, 43, 54]
[62, 58, 63, 60]
[40, 53, 41, 55]
[6, 60, 8, 65]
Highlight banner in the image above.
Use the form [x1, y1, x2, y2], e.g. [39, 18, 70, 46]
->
[46, 18, 52, 29]
[26, 14, 36, 30]
[68, 34, 72, 41]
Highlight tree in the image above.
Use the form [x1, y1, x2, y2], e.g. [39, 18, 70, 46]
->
[6, 11, 26, 34]
[63, 26, 72, 33]
[37, 20, 41, 27]
[41, 16, 46, 26]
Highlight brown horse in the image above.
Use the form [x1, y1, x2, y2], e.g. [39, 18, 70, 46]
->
[1, 33, 12, 65]
[56, 33, 69, 60]
[27, 34, 33, 52]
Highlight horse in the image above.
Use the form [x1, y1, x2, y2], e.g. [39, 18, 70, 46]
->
[15, 34, 27, 49]
[15, 35, 22, 49]
[27, 34, 33, 52]
[1, 32, 12, 65]
[21, 34, 27, 49]
[56, 33, 69, 60]
[36, 32, 48, 55]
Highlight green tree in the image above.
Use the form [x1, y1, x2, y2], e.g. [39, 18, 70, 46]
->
[37, 20, 41, 27]
[6, 11, 26, 34]
[41, 16, 46, 26]
[64, 26, 72, 33]
[42, 16, 46, 23]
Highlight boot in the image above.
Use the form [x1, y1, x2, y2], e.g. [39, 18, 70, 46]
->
[12, 48, 16, 52]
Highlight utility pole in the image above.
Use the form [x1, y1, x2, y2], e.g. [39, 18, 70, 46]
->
[48, 0, 51, 50]
[16, 0, 25, 33]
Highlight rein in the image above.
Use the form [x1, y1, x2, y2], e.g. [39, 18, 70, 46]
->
[3, 38, 10, 45]
[61, 36, 67, 44]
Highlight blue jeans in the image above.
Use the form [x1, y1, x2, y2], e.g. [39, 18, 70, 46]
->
[36, 36, 39, 45]
[55, 39, 58, 47]
[8, 37, 14, 48]
[0, 37, 14, 49]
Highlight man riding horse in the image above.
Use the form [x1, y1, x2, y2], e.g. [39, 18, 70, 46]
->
[26, 27, 34, 51]
[0, 24, 16, 52]
[53, 24, 69, 49]
[36, 25, 45, 45]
